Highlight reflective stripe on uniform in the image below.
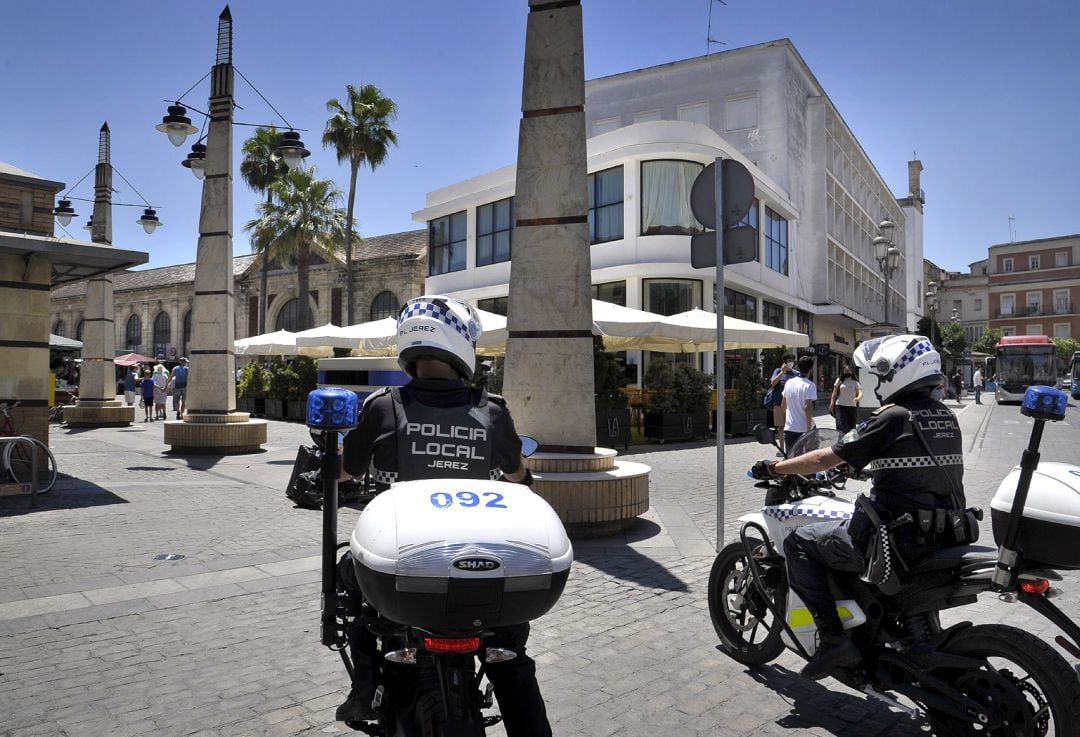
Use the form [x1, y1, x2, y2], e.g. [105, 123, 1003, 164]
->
[867, 454, 963, 471]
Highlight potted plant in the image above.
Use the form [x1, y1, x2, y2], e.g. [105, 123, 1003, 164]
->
[723, 355, 768, 436]
[287, 357, 318, 421]
[593, 337, 631, 449]
[265, 360, 295, 420]
[643, 360, 711, 442]
[236, 361, 269, 416]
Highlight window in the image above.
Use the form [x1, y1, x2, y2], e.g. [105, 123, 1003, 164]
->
[153, 311, 170, 356]
[634, 109, 661, 123]
[592, 281, 626, 307]
[1026, 324, 1044, 336]
[953, 300, 963, 319]
[1000, 294, 1015, 317]
[182, 310, 192, 358]
[75, 319, 84, 341]
[1003, 257, 1014, 273]
[592, 117, 620, 136]
[1055, 289, 1070, 314]
[1029, 255, 1040, 270]
[762, 301, 784, 328]
[1055, 323, 1071, 338]
[724, 288, 757, 322]
[1057, 251, 1070, 267]
[275, 298, 313, 332]
[1026, 292, 1042, 315]
[974, 298, 983, 312]
[640, 160, 704, 236]
[764, 207, 789, 275]
[53, 320, 66, 338]
[589, 167, 623, 244]
[725, 92, 758, 131]
[1002, 326, 1016, 337]
[677, 102, 708, 126]
[477, 198, 513, 266]
[370, 291, 399, 321]
[644, 278, 702, 316]
[796, 309, 812, 337]
[428, 211, 467, 276]
[125, 314, 141, 351]
[477, 296, 508, 316]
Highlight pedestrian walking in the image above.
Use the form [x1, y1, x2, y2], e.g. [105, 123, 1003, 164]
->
[951, 369, 964, 404]
[767, 353, 800, 455]
[168, 357, 189, 419]
[140, 369, 155, 422]
[829, 366, 862, 435]
[972, 367, 984, 404]
[781, 355, 817, 455]
[152, 364, 169, 420]
[123, 366, 137, 406]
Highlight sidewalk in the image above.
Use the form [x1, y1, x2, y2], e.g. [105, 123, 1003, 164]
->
[0, 397, 1076, 737]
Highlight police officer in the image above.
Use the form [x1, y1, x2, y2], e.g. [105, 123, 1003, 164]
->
[752, 334, 965, 680]
[335, 295, 549, 737]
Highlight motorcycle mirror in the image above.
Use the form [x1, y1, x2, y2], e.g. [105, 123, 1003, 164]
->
[752, 424, 776, 446]
[520, 435, 539, 457]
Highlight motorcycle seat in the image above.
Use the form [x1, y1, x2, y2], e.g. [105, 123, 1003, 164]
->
[902, 544, 996, 575]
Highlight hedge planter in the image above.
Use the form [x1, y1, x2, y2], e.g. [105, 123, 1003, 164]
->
[264, 398, 285, 420]
[287, 400, 308, 422]
[236, 397, 254, 415]
[596, 408, 631, 450]
[722, 409, 769, 437]
[644, 410, 710, 443]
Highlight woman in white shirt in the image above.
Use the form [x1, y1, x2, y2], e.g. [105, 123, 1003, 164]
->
[829, 367, 862, 435]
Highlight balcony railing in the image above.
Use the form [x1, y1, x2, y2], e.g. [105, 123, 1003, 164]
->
[994, 303, 1073, 319]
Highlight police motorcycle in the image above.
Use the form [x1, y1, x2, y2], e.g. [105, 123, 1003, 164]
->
[307, 388, 571, 736]
[708, 386, 1080, 736]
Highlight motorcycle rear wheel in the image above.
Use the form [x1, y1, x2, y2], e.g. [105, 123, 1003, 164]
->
[930, 623, 1080, 737]
[708, 540, 785, 665]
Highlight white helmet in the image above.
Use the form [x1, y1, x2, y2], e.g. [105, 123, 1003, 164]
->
[396, 295, 482, 379]
[854, 334, 942, 403]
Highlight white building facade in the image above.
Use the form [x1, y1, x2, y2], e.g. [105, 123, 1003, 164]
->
[418, 39, 923, 389]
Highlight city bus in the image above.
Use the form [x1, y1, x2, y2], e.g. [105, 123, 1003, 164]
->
[988, 335, 1060, 403]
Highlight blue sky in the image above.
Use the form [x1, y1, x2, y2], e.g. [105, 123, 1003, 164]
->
[2, 1, 1077, 273]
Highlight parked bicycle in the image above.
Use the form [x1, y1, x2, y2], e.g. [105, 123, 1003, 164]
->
[0, 402, 58, 493]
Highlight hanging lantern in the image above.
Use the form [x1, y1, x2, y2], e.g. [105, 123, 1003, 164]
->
[53, 199, 78, 227]
[181, 142, 208, 180]
[137, 208, 162, 234]
[155, 104, 198, 147]
[276, 130, 310, 170]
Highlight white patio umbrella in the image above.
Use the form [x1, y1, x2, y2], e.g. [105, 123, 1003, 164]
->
[664, 308, 811, 351]
[304, 310, 511, 356]
[293, 320, 395, 351]
[591, 300, 713, 352]
[234, 329, 321, 357]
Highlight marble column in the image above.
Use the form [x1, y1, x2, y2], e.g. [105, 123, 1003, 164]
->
[502, 0, 651, 538]
[164, 6, 266, 452]
[64, 123, 133, 427]
[503, 0, 596, 452]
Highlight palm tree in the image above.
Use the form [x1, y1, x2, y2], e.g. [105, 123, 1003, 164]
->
[240, 127, 288, 334]
[243, 166, 349, 332]
[322, 83, 399, 325]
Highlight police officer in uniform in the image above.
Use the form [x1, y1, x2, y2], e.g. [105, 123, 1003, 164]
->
[752, 334, 966, 680]
[335, 295, 549, 737]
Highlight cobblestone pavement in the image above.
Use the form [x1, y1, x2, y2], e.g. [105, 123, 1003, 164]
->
[2, 395, 1080, 736]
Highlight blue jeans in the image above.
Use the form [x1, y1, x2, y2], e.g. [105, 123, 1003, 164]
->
[974, 386, 982, 403]
[784, 430, 806, 457]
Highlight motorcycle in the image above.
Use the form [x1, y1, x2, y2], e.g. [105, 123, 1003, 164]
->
[708, 386, 1080, 735]
[322, 436, 572, 736]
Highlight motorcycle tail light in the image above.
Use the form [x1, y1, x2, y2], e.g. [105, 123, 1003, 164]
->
[1020, 578, 1051, 595]
[424, 636, 481, 654]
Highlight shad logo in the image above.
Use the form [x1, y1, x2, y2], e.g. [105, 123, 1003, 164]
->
[453, 557, 501, 572]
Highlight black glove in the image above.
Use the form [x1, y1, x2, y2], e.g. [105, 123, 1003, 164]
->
[751, 459, 781, 481]
[516, 468, 534, 487]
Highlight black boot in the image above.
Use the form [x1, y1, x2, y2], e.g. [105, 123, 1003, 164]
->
[801, 628, 860, 680]
[336, 653, 378, 723]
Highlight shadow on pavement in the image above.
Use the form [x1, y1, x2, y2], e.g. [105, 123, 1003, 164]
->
[0, 481, 128, 517]
[575, 529, 690, 592]
[744, 662, 928, 736]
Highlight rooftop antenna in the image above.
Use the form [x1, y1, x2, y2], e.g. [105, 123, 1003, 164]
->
[706, 0, 727, 54]
[1009, 215, 1016, 243]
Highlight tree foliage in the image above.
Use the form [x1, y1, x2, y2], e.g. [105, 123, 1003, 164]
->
[240, 127, 289, 334]
[972, 328, 1003, 356]
[937, 320, 968, 365]
[1053, 337, 1080, 370]
[593, 336, 629, 411]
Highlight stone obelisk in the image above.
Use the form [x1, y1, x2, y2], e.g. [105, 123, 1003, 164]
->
[64, 123, 134, 427]
[503, 0, 649, 537]
[164, 6, 266, 453]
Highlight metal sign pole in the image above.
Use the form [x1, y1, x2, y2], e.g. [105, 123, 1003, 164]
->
[714, 156, 726, 551]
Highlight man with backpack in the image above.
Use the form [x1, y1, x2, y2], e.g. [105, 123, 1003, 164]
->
[766, 352, 800, 455]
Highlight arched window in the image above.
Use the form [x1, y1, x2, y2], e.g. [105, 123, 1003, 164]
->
[370, 291, 400, 321]
[182, 310, 192, 358]
[75, 319, 85, 341]
[125, 314, 142, 351]
[274, 298, 313, 332]
[153, 311, 171, 356]
[53, 320, 66, 338]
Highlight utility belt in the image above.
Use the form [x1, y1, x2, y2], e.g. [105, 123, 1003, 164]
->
[913, 507, 982, 545]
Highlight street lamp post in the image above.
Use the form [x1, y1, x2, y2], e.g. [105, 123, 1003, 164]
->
[873, 219, 901, 327]
[155, 6, 308, 453]
[926, 279, 939, 346]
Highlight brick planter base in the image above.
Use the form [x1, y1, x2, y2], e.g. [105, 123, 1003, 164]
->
[163, 412, 267, 454]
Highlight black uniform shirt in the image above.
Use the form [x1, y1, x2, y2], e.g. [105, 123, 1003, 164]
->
[831, 393, 964, 517]
[342, 378, 523, 480]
